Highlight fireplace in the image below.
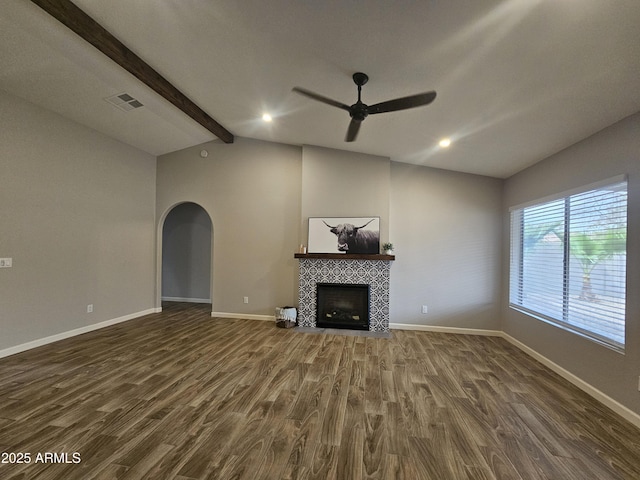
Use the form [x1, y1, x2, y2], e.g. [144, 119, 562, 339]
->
[295, 254, 393, 332]
[316, 283, 370, 330]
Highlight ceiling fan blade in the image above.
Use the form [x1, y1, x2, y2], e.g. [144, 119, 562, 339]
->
[368, 91, 437, 115]
[292, 87, 351, 111]
[345, 118, 361, 142]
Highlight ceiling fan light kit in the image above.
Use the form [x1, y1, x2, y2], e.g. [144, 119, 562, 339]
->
[293, 72, 436, 142]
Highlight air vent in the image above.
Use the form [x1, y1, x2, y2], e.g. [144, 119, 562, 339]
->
[104, 93, 144, 112]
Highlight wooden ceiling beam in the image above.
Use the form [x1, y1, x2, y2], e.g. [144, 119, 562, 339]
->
[30, 0, 234, 144]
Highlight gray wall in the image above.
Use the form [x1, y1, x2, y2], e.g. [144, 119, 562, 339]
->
[301, 145, 390, 243]
[0, 90, 157, 351]
[156, 138, 302, 315]
[390, 163, 503, 329]
[502, 112, 640, 414]
[162, 202, 212, 302]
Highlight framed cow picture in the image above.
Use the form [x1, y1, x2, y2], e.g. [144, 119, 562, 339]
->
[308, 217, 380, 254]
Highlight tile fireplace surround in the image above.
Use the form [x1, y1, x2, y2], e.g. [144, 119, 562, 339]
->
[295, 253, 394, 332]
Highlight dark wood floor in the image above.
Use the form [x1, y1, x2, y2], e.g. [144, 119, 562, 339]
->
[1, 303, 639, 479]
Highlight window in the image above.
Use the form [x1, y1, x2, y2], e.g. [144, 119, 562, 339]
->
[509, 177, 627, 350]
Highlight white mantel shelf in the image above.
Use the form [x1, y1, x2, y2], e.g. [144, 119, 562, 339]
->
[294, 253, 395, 261]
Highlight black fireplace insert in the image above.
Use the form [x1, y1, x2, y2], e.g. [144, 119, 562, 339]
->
[316, 283, 370, 330]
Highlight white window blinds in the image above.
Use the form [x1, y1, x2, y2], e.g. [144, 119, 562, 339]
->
[509, 178, 627, 350]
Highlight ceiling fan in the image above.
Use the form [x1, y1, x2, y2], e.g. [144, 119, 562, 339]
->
[293, 72, 436, 142]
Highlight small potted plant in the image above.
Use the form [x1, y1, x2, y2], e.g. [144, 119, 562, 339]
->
[382, 242, 394, 255]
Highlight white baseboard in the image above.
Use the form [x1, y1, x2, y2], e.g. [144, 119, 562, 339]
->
[501, 332, 640, 429]
[390, 322, 502, 337]
[162, 296, 211, 303]
[211, 311, 275, 322]
[0, 308, 158, 360]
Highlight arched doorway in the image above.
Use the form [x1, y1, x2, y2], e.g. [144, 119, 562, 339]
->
[160, 202, 212, 306]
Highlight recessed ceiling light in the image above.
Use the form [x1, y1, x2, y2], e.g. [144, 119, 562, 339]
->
[262, 113, 273, 122]
[439, 138, 451, 148]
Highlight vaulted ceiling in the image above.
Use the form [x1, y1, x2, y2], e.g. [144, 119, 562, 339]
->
[2, 1, 639, 178]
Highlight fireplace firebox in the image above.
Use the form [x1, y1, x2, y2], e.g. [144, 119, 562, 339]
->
[316, 283, 370, 330]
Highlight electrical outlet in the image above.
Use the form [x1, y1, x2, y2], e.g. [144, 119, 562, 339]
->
[0, 258, 12, 268]
[87, 304, 93, 313]
[243, 296, 249, 304]
[421, 305, 428, 314]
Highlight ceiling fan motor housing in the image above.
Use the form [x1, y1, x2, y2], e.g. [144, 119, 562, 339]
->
[350, 104, 368, 121]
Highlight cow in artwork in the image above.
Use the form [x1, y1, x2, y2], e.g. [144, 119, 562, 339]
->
[323, 219, 379, 254]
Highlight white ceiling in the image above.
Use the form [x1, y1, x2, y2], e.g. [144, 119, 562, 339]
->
[2, 0, 639, 178]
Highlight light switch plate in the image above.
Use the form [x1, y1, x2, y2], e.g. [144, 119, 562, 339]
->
[0, 258, 12, 268]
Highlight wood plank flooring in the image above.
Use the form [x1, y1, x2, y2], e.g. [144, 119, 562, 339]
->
[1, 302, 639, 479]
